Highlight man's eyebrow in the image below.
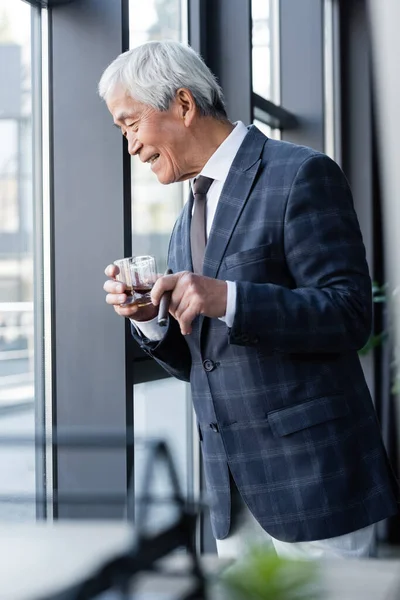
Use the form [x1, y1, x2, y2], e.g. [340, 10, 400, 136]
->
[114, 111, 136, 124]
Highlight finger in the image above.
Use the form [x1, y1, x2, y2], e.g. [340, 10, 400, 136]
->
[103, 279, 126, 294]
[113, 304, 137, 318]
[106, 292, 130, 306]
[151, 273, 180, 306]
[105, 264, 119, 278]
[173, 293, 189, 322]
[167, 284, 190, 320]
[113, 301, 158, 321]
[177, 304, 200, 336]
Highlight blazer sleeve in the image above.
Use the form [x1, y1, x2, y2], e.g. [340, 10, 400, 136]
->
[130, 315, 192, 382]
[229, 153, 373, 353]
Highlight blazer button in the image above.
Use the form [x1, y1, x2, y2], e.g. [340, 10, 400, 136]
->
[203, 359, 216, 372]
[209, 422, 219, 432]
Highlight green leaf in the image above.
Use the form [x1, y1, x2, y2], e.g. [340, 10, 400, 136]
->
[220, 546, 321, 600]
[371, 282, 387, 303]
[358, 331, 388, 355]
[392, 375, 400, 395]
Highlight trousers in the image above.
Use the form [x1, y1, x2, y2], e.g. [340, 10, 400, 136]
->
[216, 475, 376, 560]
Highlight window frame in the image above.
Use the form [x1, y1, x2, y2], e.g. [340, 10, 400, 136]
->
[30, 0, 47, 520]
[23, 0, 74, 7]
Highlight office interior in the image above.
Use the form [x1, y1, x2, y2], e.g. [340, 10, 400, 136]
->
[0, 0, 400, 595]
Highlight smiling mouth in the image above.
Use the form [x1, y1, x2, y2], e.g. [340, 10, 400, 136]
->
[146, 153, 160, 165]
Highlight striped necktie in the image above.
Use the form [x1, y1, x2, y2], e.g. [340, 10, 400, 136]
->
[190, 175, 214, 274]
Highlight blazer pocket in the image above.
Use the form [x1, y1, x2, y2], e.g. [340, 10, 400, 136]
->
[224, 244, 277, 270]
[268, 394, 348, 437]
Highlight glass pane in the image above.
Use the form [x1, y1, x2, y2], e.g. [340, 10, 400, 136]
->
[130, 0, 186, 273]
[0, 0, 36, 519]
[129, 0, 193, 522]
[252, 0, 280, 139]
[134, 379, 190, 532]
[253, 118, 272, 139]
[252, 0, 280, 101]
[252, 0, 272, 100]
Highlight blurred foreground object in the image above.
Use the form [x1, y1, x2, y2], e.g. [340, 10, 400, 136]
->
[368, 1, 400, 419]
[0, 433, 399, 599]
[217, 546, 400, 600]
[0, 434, 209, 600]
[220, 546, 320, 600]
[0, 524, 399, 600]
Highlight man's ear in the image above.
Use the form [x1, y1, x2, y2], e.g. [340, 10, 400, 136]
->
[176, 88, 197, 125]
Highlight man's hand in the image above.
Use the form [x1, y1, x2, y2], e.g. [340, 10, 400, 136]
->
[151, 272, 227, 335]
[104, 264, 158, 321]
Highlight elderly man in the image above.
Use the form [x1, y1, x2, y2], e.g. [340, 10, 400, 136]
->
[100, 40, 398, 559]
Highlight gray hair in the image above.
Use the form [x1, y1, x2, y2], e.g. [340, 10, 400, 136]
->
[98, 40, 227, 120]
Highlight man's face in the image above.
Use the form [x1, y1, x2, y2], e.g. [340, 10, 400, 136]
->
[107, 86, 195, 184]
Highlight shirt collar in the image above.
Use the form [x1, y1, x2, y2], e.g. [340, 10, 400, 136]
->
[192, 121, 248, 187]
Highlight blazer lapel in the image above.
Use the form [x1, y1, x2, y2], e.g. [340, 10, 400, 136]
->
[202, 126, 266, 279]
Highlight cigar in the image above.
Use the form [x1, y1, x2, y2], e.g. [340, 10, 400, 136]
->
[158, 268, 173, 327]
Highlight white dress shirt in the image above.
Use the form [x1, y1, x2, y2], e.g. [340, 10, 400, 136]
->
[132, 121, 249, 341]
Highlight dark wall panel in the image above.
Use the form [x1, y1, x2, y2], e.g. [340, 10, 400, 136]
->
[280, 0, 325, 151]
[50, 0, 131, 518]
[189, 0, 252, 125]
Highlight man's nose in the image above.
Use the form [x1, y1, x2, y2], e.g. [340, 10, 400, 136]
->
[127, 133, 142, 156]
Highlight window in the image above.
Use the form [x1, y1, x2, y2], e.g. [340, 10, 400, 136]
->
[129, 0, 187, 273]
[129, 0, 193, 528]
[251, 0, 281, 139]
[0, 0, 39, 520]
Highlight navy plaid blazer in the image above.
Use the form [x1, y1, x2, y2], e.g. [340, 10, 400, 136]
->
[132, 126, 398, 542]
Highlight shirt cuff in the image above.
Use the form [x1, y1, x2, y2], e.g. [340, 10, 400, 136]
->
[219, 281, 236, 328]
[130, 315, 168, 342]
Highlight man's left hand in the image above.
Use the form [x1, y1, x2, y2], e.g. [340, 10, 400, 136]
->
[151, 272, 227, 335]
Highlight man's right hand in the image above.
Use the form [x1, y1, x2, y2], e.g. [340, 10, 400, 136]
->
[104, 264, 158, 321]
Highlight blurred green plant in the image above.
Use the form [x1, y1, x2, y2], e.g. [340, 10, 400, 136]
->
[358, 282, 400, 394]
[359, 282, 388, 356]
[392, 369, 400, 395]
[220, 547, 321, 600]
